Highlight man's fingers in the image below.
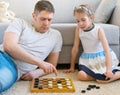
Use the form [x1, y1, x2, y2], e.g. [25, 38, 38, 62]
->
[43, 64, 58, 76]
[52, 66, 58, 76]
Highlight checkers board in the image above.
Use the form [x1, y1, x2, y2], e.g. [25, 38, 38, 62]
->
[30, 78, 75, 93]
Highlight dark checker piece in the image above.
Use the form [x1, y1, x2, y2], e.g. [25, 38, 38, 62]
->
[38, 85, 43, 89]
[96, 86, 100, 89]
[35, 78, 39, 81]
[88, 85, 96, 88]
[86, 87, 91, 90]
[34, 82, 38, 85]
[81, 90, 86, 93]
[57, 80, 62, 83]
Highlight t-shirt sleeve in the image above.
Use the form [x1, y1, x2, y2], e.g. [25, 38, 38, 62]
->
[5, 18, 24, 36]
[52, 31, 63, 52]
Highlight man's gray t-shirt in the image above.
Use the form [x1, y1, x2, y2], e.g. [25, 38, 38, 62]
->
[5, 18, 62, 79]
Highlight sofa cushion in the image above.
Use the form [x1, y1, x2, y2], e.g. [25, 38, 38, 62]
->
[110, 3, 120, 26]
[94, 0, 117, 23]
[99, 24, 119, 45]
[51, 23, 119, 46]
[51, 23, 76, 45]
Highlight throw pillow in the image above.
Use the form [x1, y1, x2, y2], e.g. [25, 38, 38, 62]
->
[94, 0, 117, 23]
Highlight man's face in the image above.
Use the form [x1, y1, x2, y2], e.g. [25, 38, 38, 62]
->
[32, 10, 54, 33]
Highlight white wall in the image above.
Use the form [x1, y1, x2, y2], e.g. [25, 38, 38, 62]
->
[0, 0, 101, 23]
[118, 0, 120, 2]
[1, 0, 119, 23]
[0, 0, 38, 22]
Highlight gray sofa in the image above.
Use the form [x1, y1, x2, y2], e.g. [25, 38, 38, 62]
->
[0, 0, 120, 65]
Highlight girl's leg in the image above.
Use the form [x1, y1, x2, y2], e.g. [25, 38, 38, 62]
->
[0, 51, 18, 93]
[78, 70, 95, 81]
[96, 71, 120, 84]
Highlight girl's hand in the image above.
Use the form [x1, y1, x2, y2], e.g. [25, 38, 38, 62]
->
[63, 68, 75, 73]
[104, 70, 113, 80]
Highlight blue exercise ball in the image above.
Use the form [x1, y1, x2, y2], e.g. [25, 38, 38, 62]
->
[0, 51, 18, 93]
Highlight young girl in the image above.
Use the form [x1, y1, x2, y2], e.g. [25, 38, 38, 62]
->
[64, 4, 120, 83]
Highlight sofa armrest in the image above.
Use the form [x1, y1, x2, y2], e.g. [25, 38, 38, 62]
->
[0, 23, 9, 44]
[110, 3, 120, 26]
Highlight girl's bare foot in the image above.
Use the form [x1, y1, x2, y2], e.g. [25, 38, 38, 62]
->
[96, 79, 111, 84]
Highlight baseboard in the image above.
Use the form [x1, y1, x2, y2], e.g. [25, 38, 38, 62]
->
[56, 64, 78, 69]
[57, 63, 120, 69]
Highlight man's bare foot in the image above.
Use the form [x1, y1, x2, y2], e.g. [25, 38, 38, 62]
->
[20, 69, 46, 81]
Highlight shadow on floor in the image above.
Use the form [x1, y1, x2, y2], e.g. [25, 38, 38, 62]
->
[56, 63, 78, 70]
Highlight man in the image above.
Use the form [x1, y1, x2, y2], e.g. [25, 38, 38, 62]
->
[0, 0, 62, 92]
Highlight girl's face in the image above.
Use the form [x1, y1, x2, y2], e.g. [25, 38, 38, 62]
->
[74, 12, 93, 30]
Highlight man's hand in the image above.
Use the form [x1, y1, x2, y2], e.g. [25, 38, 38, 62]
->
[40, 61, 58, 76]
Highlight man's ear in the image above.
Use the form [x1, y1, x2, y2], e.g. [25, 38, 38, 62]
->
[32, 12, 36, 20]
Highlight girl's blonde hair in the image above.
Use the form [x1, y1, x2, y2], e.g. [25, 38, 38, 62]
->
[74, 4, 94, 17]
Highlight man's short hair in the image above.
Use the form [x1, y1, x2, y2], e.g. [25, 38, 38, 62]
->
[34, 0, 54, 14]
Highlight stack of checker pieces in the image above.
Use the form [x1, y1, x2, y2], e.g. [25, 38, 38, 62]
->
[30, 77, 75, 93]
